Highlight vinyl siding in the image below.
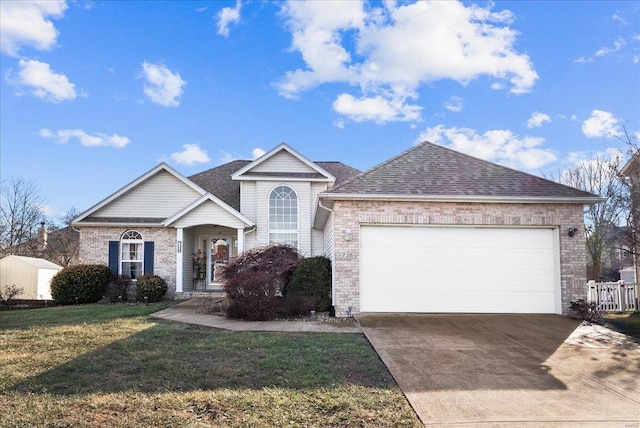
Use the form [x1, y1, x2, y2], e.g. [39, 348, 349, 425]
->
[252, 150, 317, 174]
[95, 170, 201, 218]
[172, 201, 246, 229]
[310, 182, 328, 256]
[240, 181, 257, 220]
[323, 213, 334, 261]
[255, 181, 312, 255]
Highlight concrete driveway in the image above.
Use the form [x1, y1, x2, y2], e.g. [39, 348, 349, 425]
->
[356, 314, 640, 427]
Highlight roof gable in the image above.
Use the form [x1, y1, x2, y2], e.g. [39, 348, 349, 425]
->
[231, 143, 335, 182]
[163, 193, 254, 228]
[323, 141, 603, 203]
[73, 163, 206, 225]
[620, 150, 639, 176]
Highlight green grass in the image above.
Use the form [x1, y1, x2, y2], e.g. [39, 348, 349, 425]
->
[0, 304, 420, 427]
[602, 311, 640, 340]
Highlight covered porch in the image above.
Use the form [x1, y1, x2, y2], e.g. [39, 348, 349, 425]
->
[180, 224, 241, 292]
[162, 193, 255, 294]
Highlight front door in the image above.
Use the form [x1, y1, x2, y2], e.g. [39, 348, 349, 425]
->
[207, 237, 232, 284]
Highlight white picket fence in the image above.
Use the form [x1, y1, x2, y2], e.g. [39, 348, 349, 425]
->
[587, 280, 639, 312]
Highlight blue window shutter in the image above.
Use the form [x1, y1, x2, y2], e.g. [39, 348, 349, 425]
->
[144, 241, 154, 274]
[108, 241, 119, 275]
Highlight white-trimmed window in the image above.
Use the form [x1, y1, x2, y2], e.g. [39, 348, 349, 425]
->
[268, 185, 298, 247]
[121, 230, 143, 280]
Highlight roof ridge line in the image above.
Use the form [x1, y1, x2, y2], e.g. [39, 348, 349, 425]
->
[329, 141, 431, 193]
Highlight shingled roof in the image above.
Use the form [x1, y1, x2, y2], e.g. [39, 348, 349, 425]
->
[189, 160, 361, 211]
[323, 141, 602, 202]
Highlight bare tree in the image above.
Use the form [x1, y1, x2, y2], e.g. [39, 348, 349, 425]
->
[0, 177, 46, 256]
[552, 152, 629, 280]
[615, 126, 639, 281]
[43, 207, 80, 267]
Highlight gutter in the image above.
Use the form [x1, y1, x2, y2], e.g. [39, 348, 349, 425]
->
[320, 193, 606, 205]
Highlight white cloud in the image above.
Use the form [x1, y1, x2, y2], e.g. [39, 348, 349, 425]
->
[0, 0, 67, 56]
[39, 128, 129, 148]
[333, 93, 422, 123]
[217, 1, 242, 37]
[575, 37, 626, 63]
[612, 11, 628, 26]
[595, 38, 625, 57]
[444, 96, 463, 112]
[418, 125, 557, 170]
[8, 59, 77, 103]
[277, 0, 537, 124]
[170, 144, 210, 166]
[140, 62, 187, 107]
[582, 110, 620, 138]
[251, 148, 266, 159]
[527, 112, 551, 129]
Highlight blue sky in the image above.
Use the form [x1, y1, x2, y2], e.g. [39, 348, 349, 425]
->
[1, 0, 639, 220]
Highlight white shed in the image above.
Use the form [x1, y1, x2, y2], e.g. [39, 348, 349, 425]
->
[0, 256, 62, 300]
[620, 266, 637, 284]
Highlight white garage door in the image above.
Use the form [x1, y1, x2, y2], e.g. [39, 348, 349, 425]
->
[360, 226, 560, 313]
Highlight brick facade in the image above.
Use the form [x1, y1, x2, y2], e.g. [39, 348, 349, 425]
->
[330, 200, 587, 317]
[627, 159, 640, 284]
[77, 226, 177, 297]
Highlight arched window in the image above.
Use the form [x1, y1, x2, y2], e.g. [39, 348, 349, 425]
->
[120, 230, 144, 280]
[268, 185, 298, 247]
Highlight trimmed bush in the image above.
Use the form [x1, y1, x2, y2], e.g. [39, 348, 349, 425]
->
[220, 244, 301, 321]
[286, 256, 332, 311]
[135, 274, 167, 302]
[106, 275, 132, 303]
[51, 264, 112, 305]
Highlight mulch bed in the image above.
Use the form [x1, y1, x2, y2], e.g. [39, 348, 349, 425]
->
[193, 296, 354, 324]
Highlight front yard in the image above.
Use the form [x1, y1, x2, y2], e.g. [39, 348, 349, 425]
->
[601, 311, 640, 340]
[0, 304, 420, 427]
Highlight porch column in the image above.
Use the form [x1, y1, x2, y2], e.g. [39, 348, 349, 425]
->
[176, 227, 183, 293]
[236, 228, 245, 254]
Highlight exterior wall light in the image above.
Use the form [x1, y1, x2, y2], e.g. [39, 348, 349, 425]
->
[567, 227, 579, 237]
[344, 229, 352, 241]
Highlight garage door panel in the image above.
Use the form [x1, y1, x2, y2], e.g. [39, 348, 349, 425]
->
[360, 226, 559, 313]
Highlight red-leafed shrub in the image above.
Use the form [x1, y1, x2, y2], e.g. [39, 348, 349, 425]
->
[106, 274, 132, 303]
[224, 271, 282, 320]
[279, 294, 314, 317]
[219, 244, 301, 321]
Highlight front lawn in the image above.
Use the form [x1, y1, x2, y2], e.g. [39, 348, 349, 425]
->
[602, 311, 640, 340]
[0, 304, 419, 427]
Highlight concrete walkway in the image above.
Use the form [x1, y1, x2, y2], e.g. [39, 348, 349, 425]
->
[151, 298, 361, 333]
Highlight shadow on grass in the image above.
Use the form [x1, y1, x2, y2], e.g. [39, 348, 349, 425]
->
[0, 303, 167, 330]
[9, 323, 394, 396]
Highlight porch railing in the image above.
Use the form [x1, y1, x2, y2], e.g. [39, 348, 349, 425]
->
[587, 280, 639, 312]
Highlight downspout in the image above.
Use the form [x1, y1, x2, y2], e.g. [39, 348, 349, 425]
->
[317, 198, 336, 317]
[243, 225, 256, 248]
